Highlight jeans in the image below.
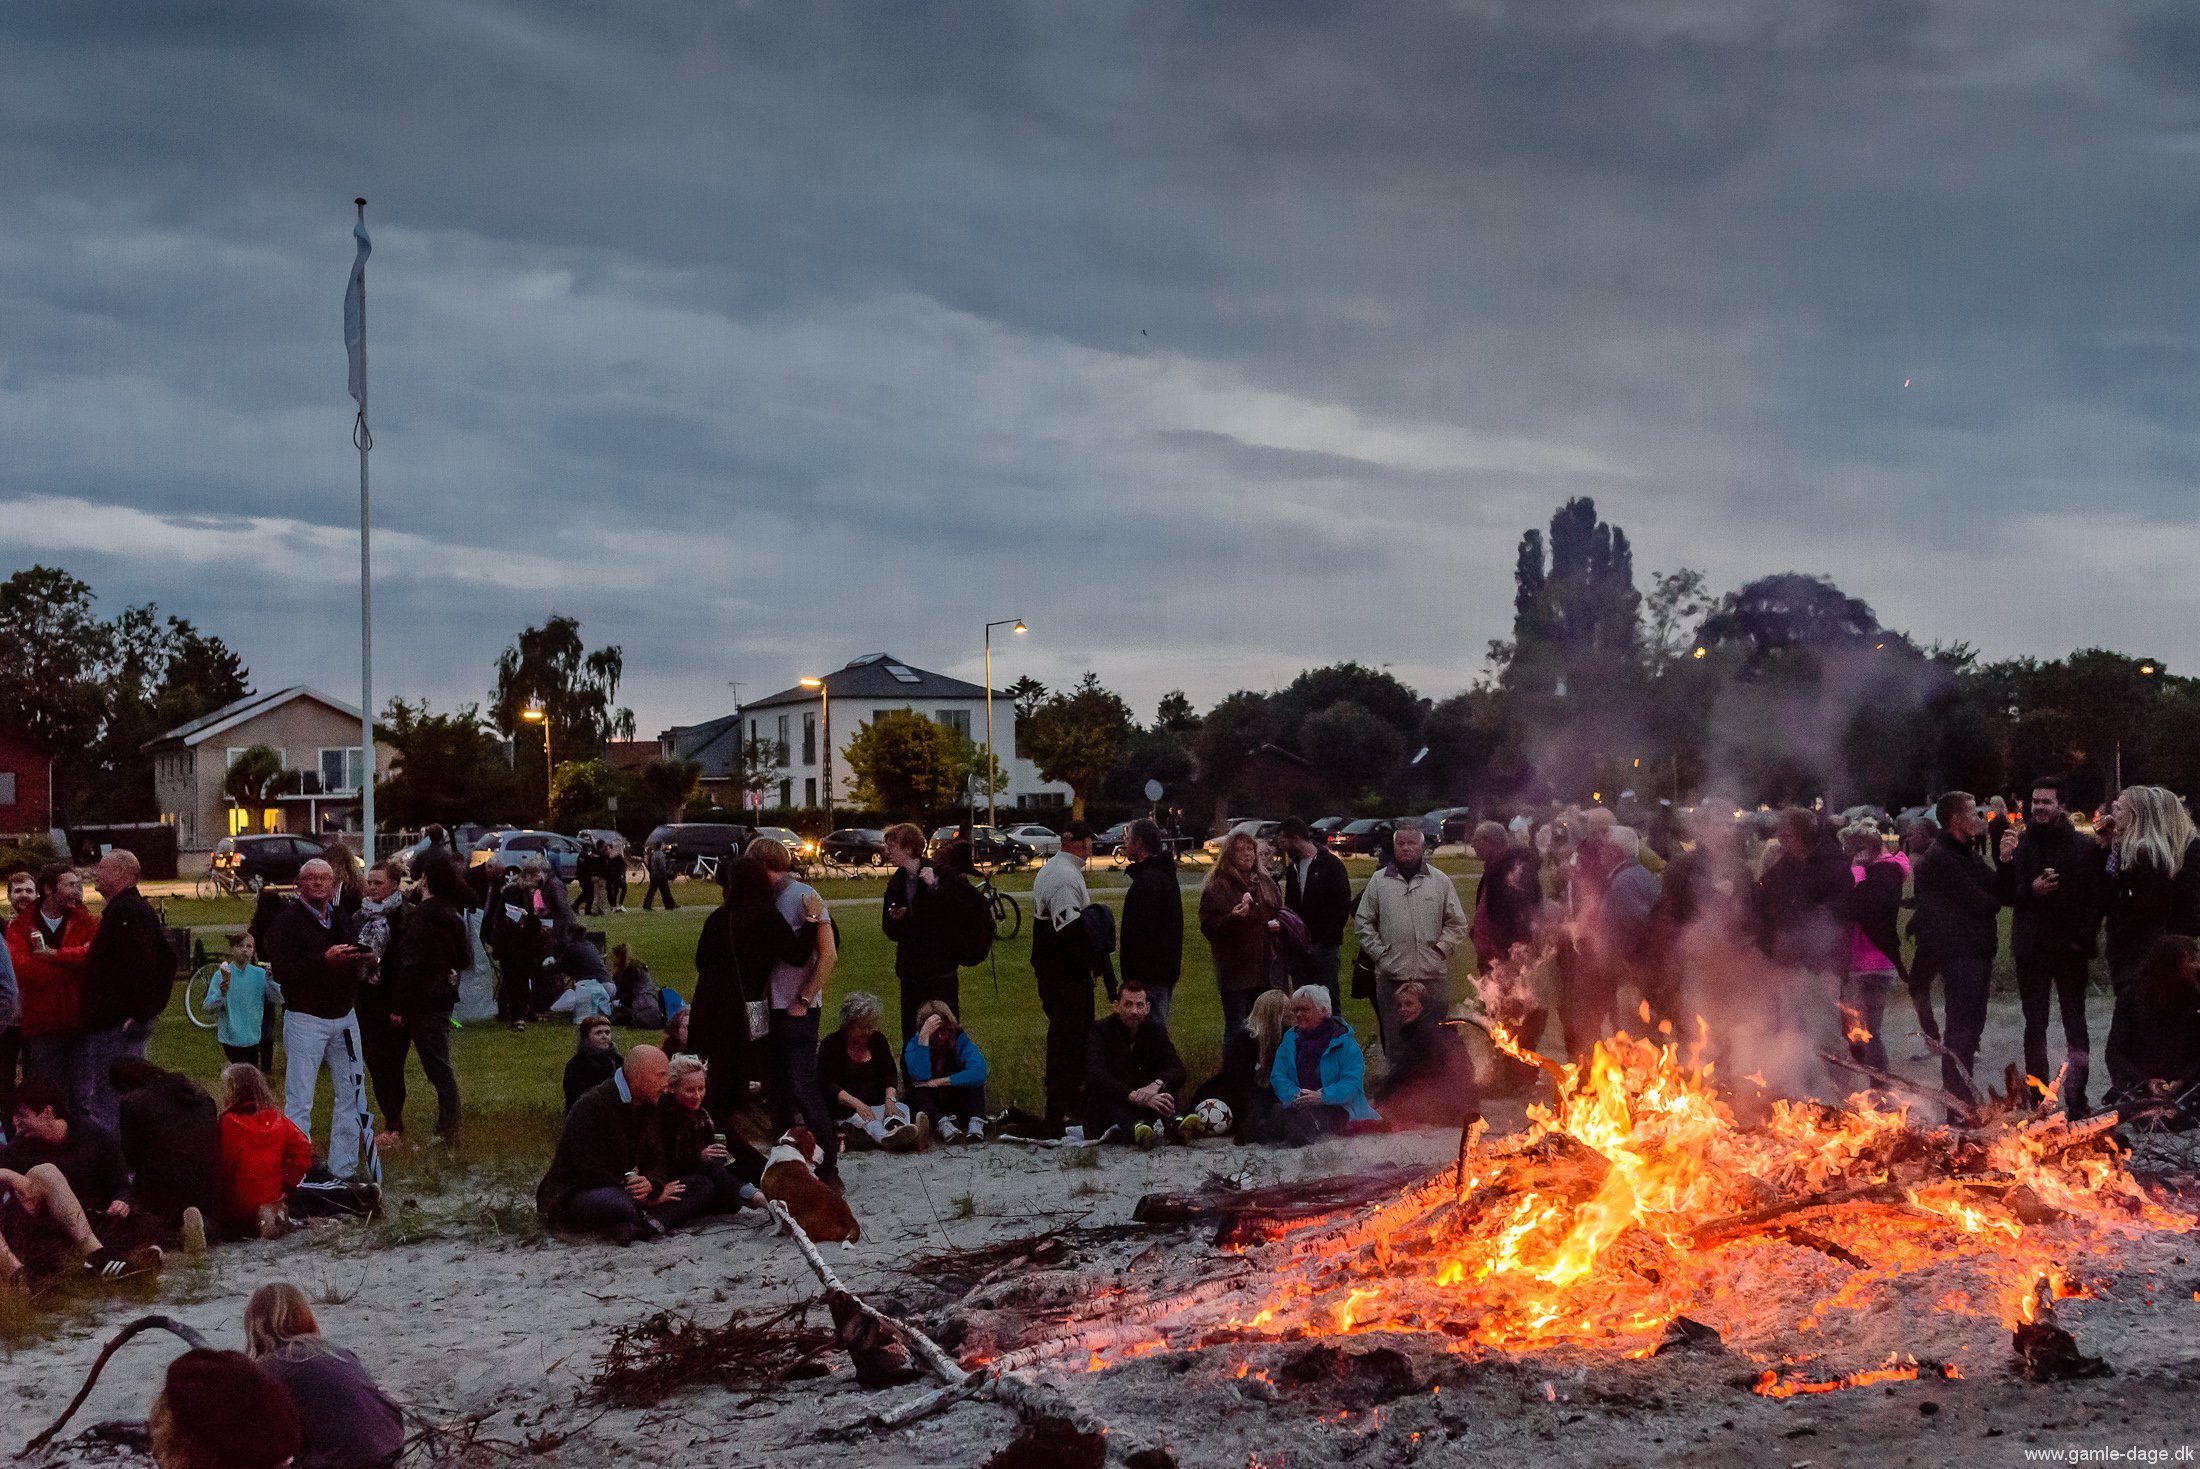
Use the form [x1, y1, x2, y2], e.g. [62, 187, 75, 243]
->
[284, 1010, 371, 1180]
[19, 1033, 85, 1109]
[909, 1084, 986, 1128]
[1144, 982, 1176, 1032]
[2016, 949, 2091, 1109]
[768, 1006, 838, 1176]
[77, 1023, 151, 1137]
[898, 972, 959, 1049]
[0, 1027, 17, 1119]
[1840, 968, 1897, 1073]
[1277, 1102, 1350, 1147]
[1937, 951, 1994, 1111]
[1289, 945, 1343, 1016]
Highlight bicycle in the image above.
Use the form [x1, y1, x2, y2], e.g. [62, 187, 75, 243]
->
[972, 870, 1022, 941]
[194, 865, 257, 901]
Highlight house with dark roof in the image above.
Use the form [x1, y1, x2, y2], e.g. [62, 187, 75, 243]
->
[654, 713, 743, 804]
[145, 686, 397, 851]
[729, 653, 1068, 812]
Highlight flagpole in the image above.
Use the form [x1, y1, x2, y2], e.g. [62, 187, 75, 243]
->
[351, 197, 376, 865]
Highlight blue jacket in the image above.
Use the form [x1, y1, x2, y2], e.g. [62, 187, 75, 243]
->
[204, 962, 281, 1048]
[904, 1032, 988, 1089]
[1271, 1018, 1379, 1122]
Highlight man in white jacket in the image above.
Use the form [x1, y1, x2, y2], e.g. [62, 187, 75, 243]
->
[1354, 827, 1469, 1059]
[1030, 822, 1098, 1132]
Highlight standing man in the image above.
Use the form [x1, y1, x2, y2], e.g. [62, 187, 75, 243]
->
[80, 851, 173, 1135]
[642, 844, 677, 912]
[1031, 820, 1099, 1134]
[264, 859, 373, 1179]
[6, 866, 95, 1112]
[1998, 776, 2104, 1114]
[881, 823, 969, 1045]
[1353, 825, 1469, 1059]
[1279, 818, 1351, 1014]
[1913, 792, 2001, 1112]
[1117, 820, 1183, 1029]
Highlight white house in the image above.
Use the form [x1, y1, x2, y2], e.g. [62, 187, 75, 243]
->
[739, 653, 1068, 813]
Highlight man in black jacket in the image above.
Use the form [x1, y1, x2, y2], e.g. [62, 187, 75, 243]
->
[263, 859, 374, 1180]
[80, 851, 173, 1136]
[1997, 776, 2104, 1114]
[109, 1058, 221, 1233]
[1914, 792, 2001, 1110]
[1281, 817, 1352, 1014]
[1118, 820, 1184, 1028]
[536, 1045, 687, 1242]
[881, 823, 970, 1044]
[1083, 980, 1187, 1144]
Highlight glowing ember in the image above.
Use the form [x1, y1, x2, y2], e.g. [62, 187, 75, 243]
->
[1752, 1354, 1961, 1397]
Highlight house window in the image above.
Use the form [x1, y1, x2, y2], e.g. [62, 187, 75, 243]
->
[319, 747, 365, 793]
[0, 772, 15, 806]
[936, 709, 971, 739]
[778, 778, 792, 808]
[801, 712, 817, 766]
[804, 777, 817, 808]
[776, 715, 791, 766]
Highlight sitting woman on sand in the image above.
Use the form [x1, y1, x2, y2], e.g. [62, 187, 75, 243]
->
[901, 1001, 989, 1141]
[1189, 987, 1293, 1144]
[242, 1281, 407, 1469]
[658, 1053, 765, 1219]
[1370, 981, 1476, 1128]
[819, 992, 923, 1150]
[2107, 935, 2200, 1113]
[1270, 986, 1380, 1146]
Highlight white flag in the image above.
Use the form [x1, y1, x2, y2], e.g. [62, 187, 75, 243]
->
[344, 210, 371, 413]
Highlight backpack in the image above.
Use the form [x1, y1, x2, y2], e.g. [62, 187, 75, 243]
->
[947, 876, 994, 968]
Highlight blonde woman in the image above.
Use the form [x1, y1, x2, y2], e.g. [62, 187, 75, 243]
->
[2100, 785, 2200, 1092]
[1199, 830, 1284, 1086]
[243, 1282, 406, 1468]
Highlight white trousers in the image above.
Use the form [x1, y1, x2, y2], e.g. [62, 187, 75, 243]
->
[284, 1010, 370, 1180]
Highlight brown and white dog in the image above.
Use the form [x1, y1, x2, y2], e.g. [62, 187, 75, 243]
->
[760, 1126, 860, 1242]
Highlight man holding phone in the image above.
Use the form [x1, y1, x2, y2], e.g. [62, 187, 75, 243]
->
[1997, 776, 2104, 1116]
[263, 859, 373, 1179]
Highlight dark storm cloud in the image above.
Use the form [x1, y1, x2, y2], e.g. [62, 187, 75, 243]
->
[4, 0, 2199, 731]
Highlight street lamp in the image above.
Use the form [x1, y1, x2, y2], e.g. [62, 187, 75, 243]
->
[800, 676, 831, 832]
[983, 618, 1027, 830]
[519, 699, 551, 820]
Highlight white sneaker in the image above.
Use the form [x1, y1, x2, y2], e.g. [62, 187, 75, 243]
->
[936, 1118, 963, 1143]
[1062, 1124, 1087, 1144]
[966, 1118, 986, 1141]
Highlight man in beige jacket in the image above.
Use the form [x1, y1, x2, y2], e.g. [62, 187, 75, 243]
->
[1354, 826, 1470, 1058]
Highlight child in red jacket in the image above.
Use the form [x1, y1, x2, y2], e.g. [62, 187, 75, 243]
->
[217, 1065, 312, 1239]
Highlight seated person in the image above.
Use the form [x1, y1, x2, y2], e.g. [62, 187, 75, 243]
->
[536, 1046, 690, 1244]
[216, 1064, 378, 1237]
[1190, 988, 1292, 1146]
[1270, 985, 1380, 1146]
[609, 945, 665, 1029]
[658, 1053, 766, 1221]
[111, 1058, 223, 1237]
[548, 953, 615, 1024]
[0, 1156, 159, 1287]
[2109, 935, 2200, 1117]
[3, 1081, 163, 1254]
[660, 1008, 690, 1056]
[564, 1014, 622, 1112]
[902, 1001, 989, 1140]
[818, 992, 921, 1150]
[1083, 979, 1187, 1146]
[150, 1348, 300, 1469]
[1370, 981, 1478, 1128]
[242, 1282, 405, 1469]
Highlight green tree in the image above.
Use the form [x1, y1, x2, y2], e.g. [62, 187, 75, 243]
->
[1022, 674, 1134, 821]
[631, 758, 703, 833]
[1194, 691, 1281, 800]
[843, 710, 976, 818]
[223, 745, 285, 833]
[489, 615, 634, 812]
[377, 699, 523, 829]
[1155, 690, 1201, 734]
[1004, 675, 1049, 741]
[1272, 663, 1422, 749]
[0, 566, 109, 757]
[1642, 567, 1714, 677]
[549, 758, 622, 829]
[1298, 701, 1405, 802]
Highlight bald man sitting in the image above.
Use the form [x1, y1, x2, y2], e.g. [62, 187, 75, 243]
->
[263, 859, 375, 1180]
[536, 1046, 693, 1244]
[79, 851, 177, 1135]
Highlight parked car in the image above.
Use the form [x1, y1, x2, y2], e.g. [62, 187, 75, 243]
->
[927, 825, 1035, 866]
[822, 828, 889, 865]
[751, 825, 814, 860]
[1328, 818, 1392, 857]
[477, 829, 585, 880]
[1424, 807, 1475, 845]
[1202, 819, 1281, 857]
[644, 822, 757, 874]
[574, 827, 631, 860]
[1311, 816, 1349, 846]
[1091, 822, 1130, 857]
[212, 834, 328, 890]
[999, 823, 1062, 857]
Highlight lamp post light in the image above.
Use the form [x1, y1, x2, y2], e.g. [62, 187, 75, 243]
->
[983, 618, 1027, 830]
[519, 699, 551, 818]
[799, 676, 831, 833]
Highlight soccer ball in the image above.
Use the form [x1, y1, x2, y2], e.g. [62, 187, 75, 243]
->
[1191, 1098, 1234, 1137]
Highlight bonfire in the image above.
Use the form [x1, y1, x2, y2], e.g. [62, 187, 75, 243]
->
[942, 1015, 2189, 1398]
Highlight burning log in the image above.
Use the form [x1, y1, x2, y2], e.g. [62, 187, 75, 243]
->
[1684, 1182, 1911, 1250]
[2012, 1275, 2112, 1382]
[1649, 1316, 1722, 1355]
[1130, 1164, 1434, 1227]
[1818, 1051, 1977, 1123]
[1749, 1355, 1962, 1397]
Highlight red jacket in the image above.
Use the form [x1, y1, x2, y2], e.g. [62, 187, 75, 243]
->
[5, 907, 98, 1038]
[219, 1107, 313, 1225]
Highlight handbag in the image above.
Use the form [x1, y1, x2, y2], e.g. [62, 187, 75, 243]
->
[727, 919, 771, 1042]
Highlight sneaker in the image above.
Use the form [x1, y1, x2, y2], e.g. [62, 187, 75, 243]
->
[258, 1203, 293, 1241]
[935, 1117, 964, 1144]
[1062, 1124, 1088, 1145]
[1134, 1122, 1159, 1152]
[880, 1122, 921, 1153]
[180, 1207, 208, 1256]
[965, 1117, 986, 1142]
[84, 1247, 156, 1282]
[911, 1112, 934, 1150]
[1177, 1114, 1207, 1142]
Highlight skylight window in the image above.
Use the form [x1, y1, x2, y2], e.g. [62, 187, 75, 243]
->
[886, 664, 921, 683]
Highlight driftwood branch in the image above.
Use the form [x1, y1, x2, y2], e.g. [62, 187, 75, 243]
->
[18, 1315, 212, 1459]
[1819, 1051, 1977, 1124]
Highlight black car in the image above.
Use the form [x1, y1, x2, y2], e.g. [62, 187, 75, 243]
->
[823, 828, 889, 865]
[643, 822, 756, 873]
[1311, 816, 1348, 846]
[214, 834, 328, 889]
[926, 825, 1034, 867]
[1425, 807, 1475, 844]
[1328, 818, 1390, 856]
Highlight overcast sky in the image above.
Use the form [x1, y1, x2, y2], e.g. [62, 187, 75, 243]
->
[7, 1, 2198, 734]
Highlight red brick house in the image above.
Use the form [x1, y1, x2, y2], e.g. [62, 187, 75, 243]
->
[0, 729, 55, 838]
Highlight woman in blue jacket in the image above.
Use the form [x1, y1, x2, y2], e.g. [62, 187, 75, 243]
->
[903, 1000, 989, 1141]
[1270, 985, 1378, 1146]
